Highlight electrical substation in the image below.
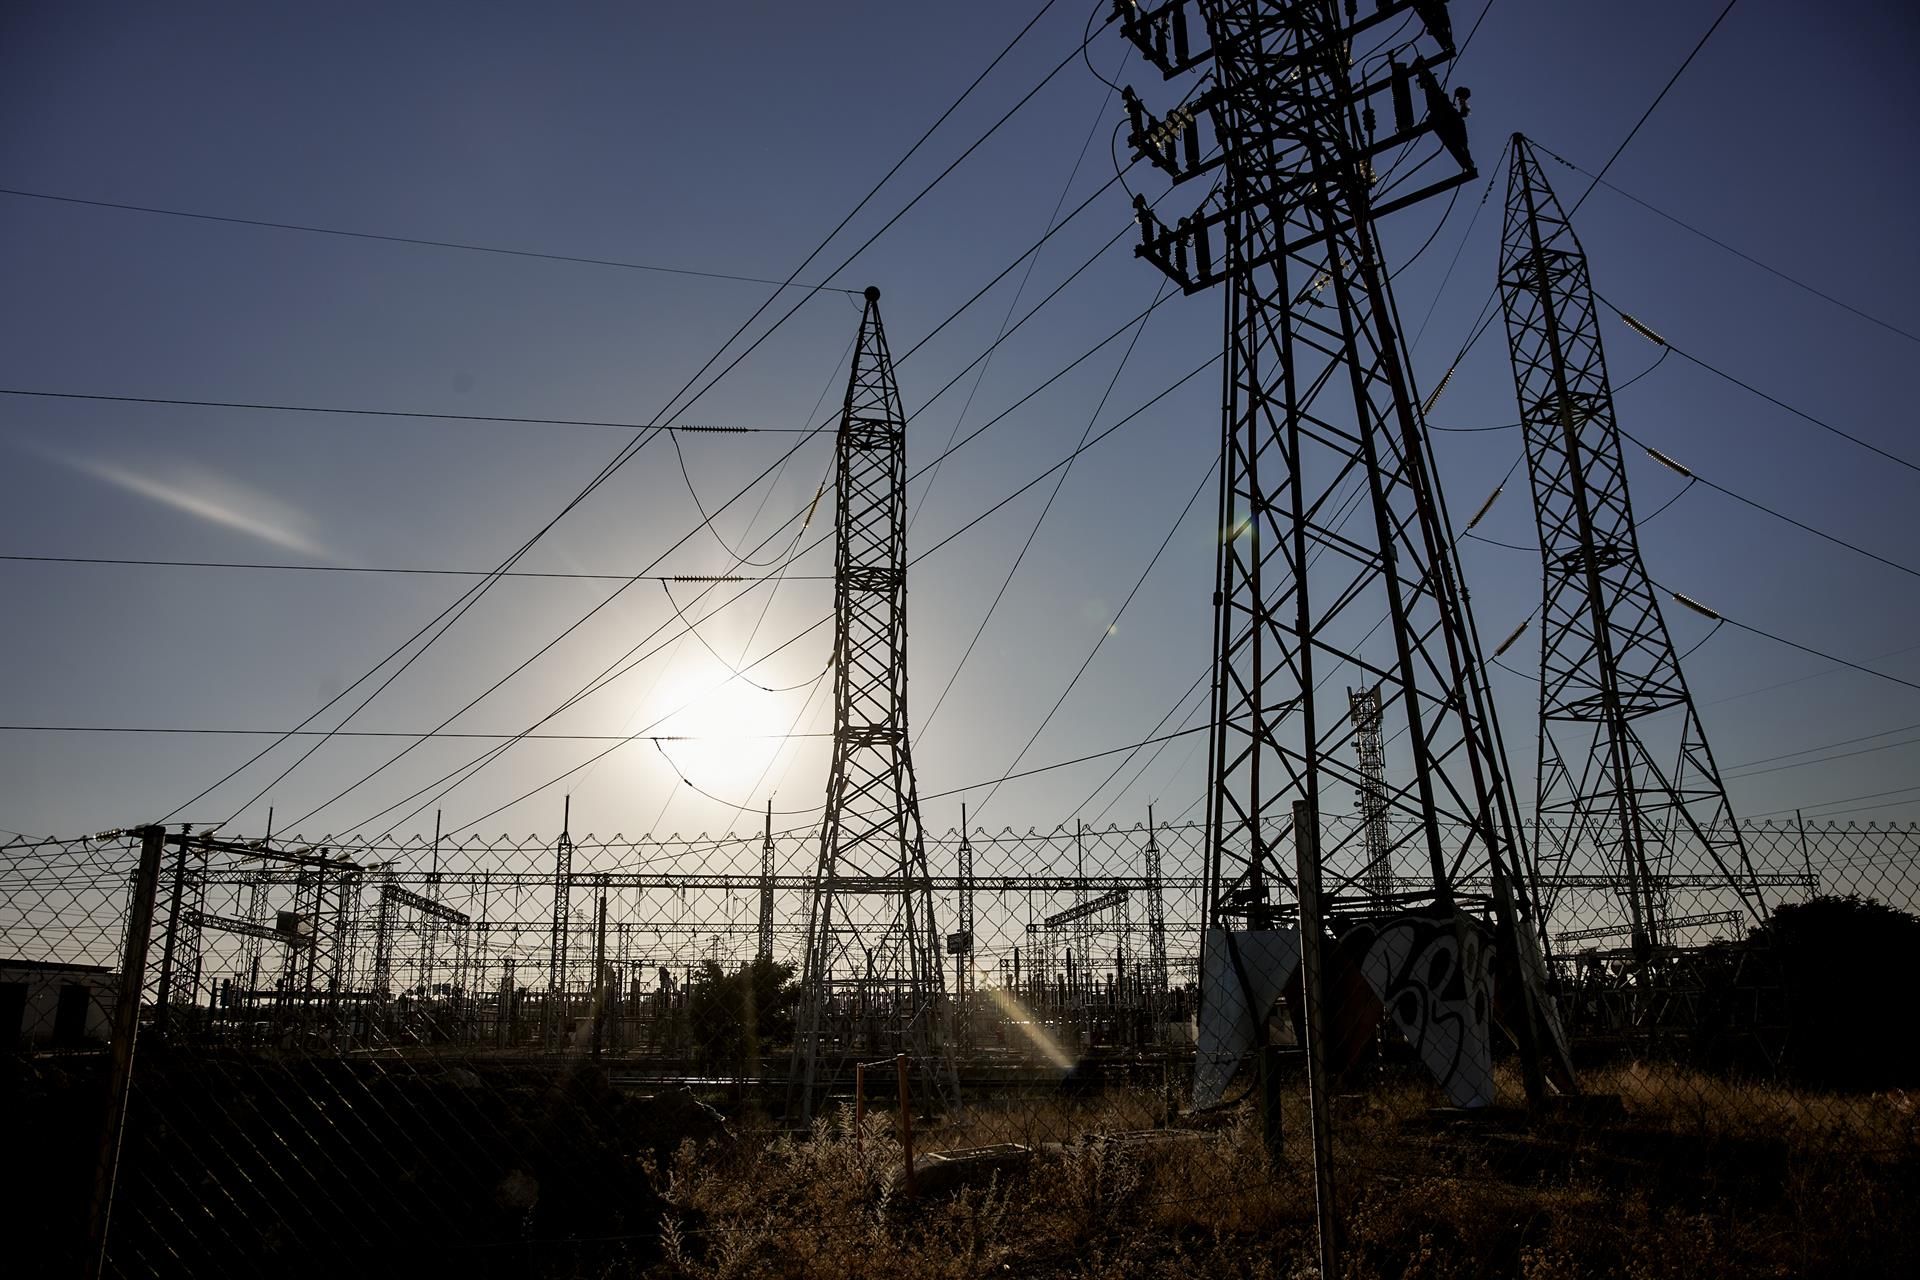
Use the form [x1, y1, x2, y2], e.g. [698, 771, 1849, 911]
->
[7, 2, 1920, 1276]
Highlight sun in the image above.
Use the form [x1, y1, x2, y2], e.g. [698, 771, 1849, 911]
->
[645, 654, 795, 803]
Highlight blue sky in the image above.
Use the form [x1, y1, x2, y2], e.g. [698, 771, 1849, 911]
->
[2, 0, 1916, 852]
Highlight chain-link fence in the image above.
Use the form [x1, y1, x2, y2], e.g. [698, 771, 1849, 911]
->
[6, 815, 1918, 1276]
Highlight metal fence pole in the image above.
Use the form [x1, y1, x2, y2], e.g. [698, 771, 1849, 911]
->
[1293, 800, 1339, 1278]
[895, 1053, 916, 1199]
[86, 824, 166, 1278]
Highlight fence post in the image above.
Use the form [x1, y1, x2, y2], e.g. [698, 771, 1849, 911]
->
[895, 1053, 916, 1198]
[854, 1061, 866, 1154]
[590, 888, 608, 1061]
[1292, 800, 1339, 1279]
[1795, 809, 1817, 896]
[86, 824, 166, 1278]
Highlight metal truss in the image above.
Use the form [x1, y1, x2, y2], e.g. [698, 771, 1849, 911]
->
[792, 287, 954, 1118]
[1498, 135, 1766, 964]
[1120, 1, 1529, 931]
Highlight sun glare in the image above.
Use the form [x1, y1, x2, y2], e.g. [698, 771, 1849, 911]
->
[645, 656, 794, 803]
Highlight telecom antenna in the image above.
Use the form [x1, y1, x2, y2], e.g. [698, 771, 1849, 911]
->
[1119, 0, 1559, 1103]
[1348, 685, 1395, 908]
[792, 287, 955, 1119]
[1497, 135, 1766, 966]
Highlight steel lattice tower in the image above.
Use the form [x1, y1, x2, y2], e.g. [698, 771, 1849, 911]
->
[1348, 684, 1396, 907]
[1120, 2, 1537, 952]
[1498, 136, 1765, 963]
[792, 287, 954, 1119]
[546, 799, 572, 1048]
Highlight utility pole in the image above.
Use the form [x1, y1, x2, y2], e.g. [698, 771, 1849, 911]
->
[590, 880, 609, 1060]
[547, 795, 572, 1050]
[792, 287, 955, 1120]
[1118, 1, 1545, 1062]
[87, 825, 166, 1277]
[1497, 135, 1766, 970]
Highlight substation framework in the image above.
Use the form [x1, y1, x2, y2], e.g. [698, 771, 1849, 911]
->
[1497, 134, 1767, 973]
[18, 813, 1828, 1075]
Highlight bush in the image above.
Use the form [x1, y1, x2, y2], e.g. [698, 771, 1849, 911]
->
[687, 955, 799, 1077]
[1757, 895, 1920, 1091]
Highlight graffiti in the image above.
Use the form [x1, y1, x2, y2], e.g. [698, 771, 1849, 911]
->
[1361, 911, 1497, 1108]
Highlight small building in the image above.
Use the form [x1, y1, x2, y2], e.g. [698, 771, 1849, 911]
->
[1, 958, 119, 1049]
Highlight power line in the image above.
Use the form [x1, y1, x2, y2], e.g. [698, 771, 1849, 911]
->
[343, 326, 1215, 838]
[1566, 0, 1743, 217]
[916, 271, 1172, 741]
[1748, 781, 1920, 822]
[0, 554, 828, 582]
[969, 452, 1220, 823]
[1526, 140, 1919, 347]
[1420, 0, 1742, 391]
[1651, 580, 1920, 696]
[1598, 293, 1920, 476]
[0, 185, 861, 295]
[1723, 719, 1920, 772]
[539, 722, 1222, 822]
[1723, 732, 1920, 783]
[0, 724, 836, 742]
[0, 388, 820, 433]
[310, 190, 1203, 836]
[161, 0, 1083, 827]
[909, 43, 1125, 534]
[1613, 425, 1920, 581]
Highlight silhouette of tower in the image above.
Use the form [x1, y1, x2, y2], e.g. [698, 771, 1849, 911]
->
[791, 287, 954, 1118]
[1120, 3, 1535, 936]
[1497, 135, 1765, 965]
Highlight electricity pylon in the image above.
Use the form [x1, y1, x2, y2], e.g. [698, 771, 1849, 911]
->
[1497, 135, 1766, 967]
[791, 287, 955, 1120]
[1120, 3, 1538, 945]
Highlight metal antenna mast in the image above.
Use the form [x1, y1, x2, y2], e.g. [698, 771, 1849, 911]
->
[792, 287, 954, 1118]
[1348, 684, 1395, 908]
[1497, 135, 1766, 965]
[1119, 2, 1529, 933]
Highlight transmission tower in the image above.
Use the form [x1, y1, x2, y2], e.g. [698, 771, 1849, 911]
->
[1497, 135, 1766, 966]
[1122, 7, 1534, 924]
[792, 287, 955, 1119]
[1348, 684, 1395, 907]
[1120, 1, 1561, 1102]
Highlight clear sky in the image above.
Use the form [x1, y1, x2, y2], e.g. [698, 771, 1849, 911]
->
[3, 1, 1917, 851]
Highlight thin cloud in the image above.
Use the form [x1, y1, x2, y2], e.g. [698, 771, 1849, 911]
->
[51, 450, 329, 558]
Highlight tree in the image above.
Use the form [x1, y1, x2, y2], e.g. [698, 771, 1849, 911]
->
[687, 955, 799, 1078]
[1753, 895, 1920, 1091]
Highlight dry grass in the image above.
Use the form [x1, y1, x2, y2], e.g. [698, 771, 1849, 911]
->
[628, 1067, 1920, 1280]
